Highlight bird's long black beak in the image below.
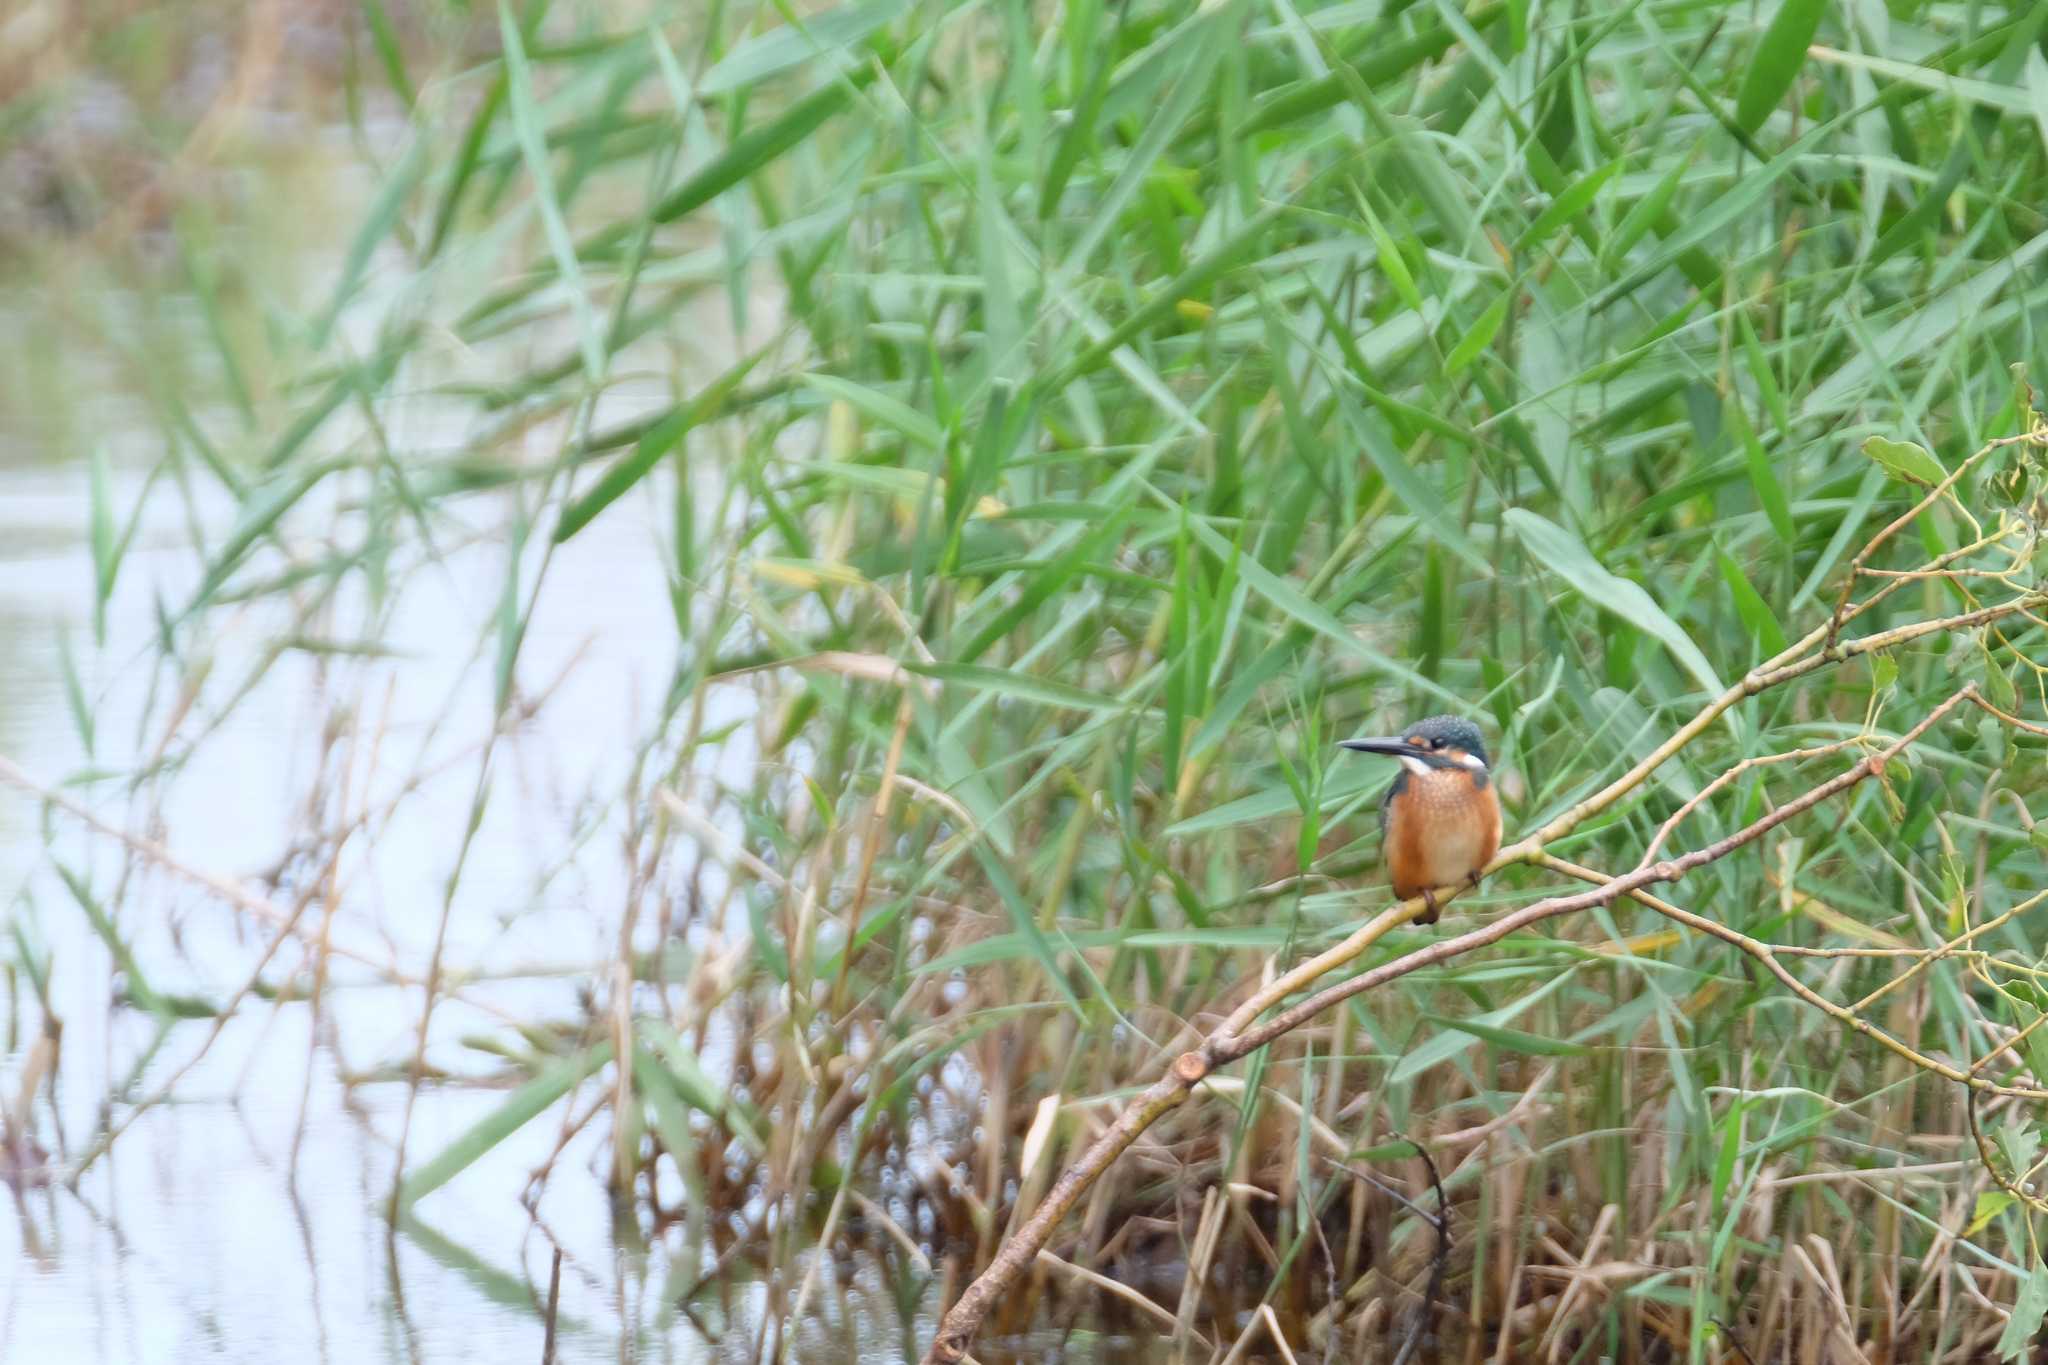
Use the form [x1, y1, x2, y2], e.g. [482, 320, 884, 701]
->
[1337, 737, 1427, 760]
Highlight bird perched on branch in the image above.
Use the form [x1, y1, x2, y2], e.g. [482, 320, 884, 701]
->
[1339, 715, 1500, 924]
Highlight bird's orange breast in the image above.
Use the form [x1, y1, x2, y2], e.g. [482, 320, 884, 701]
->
[1385, 768, 1501, 899]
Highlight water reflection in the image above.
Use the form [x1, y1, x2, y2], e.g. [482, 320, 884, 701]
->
[0, 450, 758, 1362]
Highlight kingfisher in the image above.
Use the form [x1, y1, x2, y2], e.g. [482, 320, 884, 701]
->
[1339, 715, 1500, 924]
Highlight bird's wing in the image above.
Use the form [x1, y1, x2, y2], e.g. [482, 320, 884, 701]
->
[1378, 768, 1407, 845]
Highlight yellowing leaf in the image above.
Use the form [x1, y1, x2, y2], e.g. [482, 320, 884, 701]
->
[827, 398, 859, 460]
[1020, 1093, 1061, 1175]
[752, 557, 866, 590]
[1968, 1190, 2016, 1237]
[1800, 900, 1906, 948]
[1593, 930, 1683, 957]
[794, 652, 917, 688]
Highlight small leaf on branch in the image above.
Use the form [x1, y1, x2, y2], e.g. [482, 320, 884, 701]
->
[1979, 718, 2006, 760]
[1997, 1119, 2041, 1178]
[1939, 826, 1967, 934]
[1997, 1257, 2048, 1360]
[1983, 644, 2018, 712]
[2025, 1028, 2048, 1094]
[1969, 1190, 2016, 1237]
[1990, 462, 2030, 507]
[1861, 435, 1947, 486]
[1873, 753, 1904, 822]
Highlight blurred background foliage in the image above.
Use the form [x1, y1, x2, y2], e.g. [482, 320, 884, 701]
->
[9, 0, 2048, 1358]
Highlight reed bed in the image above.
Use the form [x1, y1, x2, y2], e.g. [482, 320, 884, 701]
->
[7, 0, 2048, 1361]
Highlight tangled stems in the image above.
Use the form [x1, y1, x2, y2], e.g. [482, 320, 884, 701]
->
[923, 456, 2048, 1362]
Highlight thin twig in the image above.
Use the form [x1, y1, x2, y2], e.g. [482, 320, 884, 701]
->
[1389, 1137, 1449, 1365]
[0, 754, 396, 975]
[542, 1246, 562, 1365]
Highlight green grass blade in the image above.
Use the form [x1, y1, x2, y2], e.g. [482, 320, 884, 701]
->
[1734, 0, 1828, 134]
[498, 1, 605, 382]
[908, 661, 1126, 714]
[397, 1042, 615, 1208]
[1505, 509, 1724, 695]
[655, 66, 876, 222]
[555, 348, 764, 542]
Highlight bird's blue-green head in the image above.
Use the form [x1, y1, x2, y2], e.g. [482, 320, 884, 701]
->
[1338, 714, 1488, 773]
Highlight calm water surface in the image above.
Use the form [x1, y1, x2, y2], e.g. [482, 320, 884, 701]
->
[0, 19, 774, 1339]
[0, 454, 756, 1363]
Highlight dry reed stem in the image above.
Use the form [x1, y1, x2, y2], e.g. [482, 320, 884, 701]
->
[1033, 1247, 1199, 1341]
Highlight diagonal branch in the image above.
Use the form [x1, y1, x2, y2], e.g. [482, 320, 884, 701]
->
[922, 675, 1994, 1361]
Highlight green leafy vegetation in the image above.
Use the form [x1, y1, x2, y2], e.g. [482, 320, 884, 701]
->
[10, 0, 2048, 1359]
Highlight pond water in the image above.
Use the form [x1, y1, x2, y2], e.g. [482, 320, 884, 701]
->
[0, 452, 757, 1362]
[0, 168, 849, 1354]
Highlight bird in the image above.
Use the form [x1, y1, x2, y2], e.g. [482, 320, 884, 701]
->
[1338, 715, 1500, 925]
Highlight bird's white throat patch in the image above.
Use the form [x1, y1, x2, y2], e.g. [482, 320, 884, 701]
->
[1403, 751, 1486, 776]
